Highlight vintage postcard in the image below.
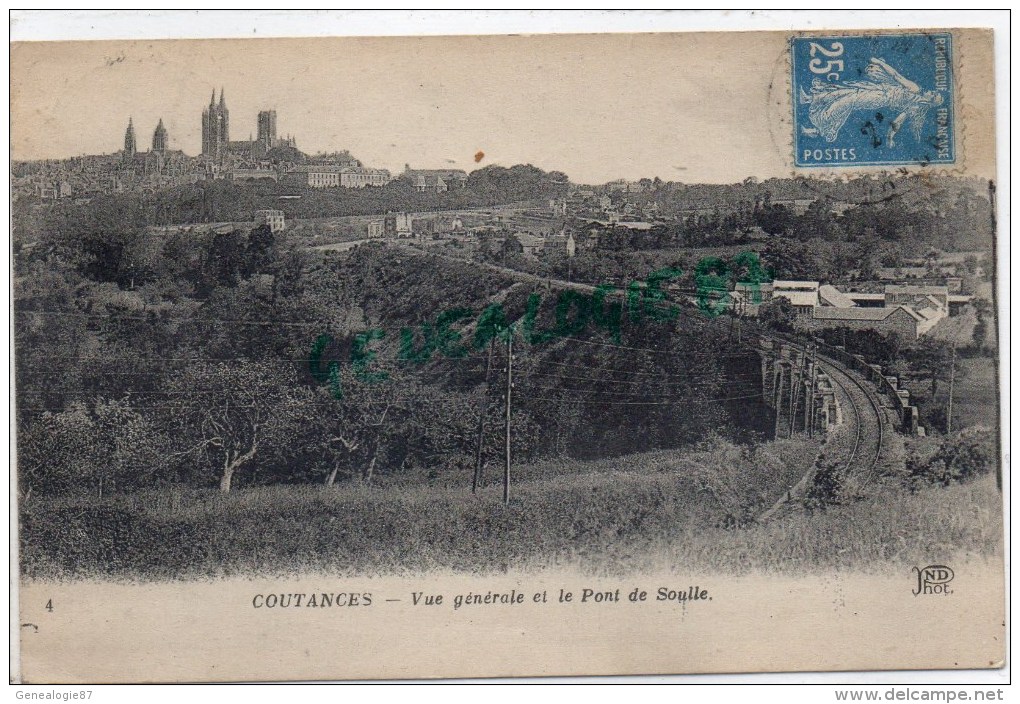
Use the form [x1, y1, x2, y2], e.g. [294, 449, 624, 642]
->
[11, 23, 1005, 683]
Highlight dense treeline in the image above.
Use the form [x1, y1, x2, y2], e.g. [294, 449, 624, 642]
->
[585, 175, 994, 273]
[14, 164, 569, 246]
[623, 174, 993, 250]
[15, 211, 751, 499]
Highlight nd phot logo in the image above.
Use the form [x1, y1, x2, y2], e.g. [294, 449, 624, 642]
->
[912, 565, 954, 596]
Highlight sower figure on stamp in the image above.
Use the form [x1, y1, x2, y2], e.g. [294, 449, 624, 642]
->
[799, 57, 944, 147]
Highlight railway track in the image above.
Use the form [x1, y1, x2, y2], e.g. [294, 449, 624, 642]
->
[812, 353, 887, 496]
[381, 246, 891, 506]
[756, 337, 889, 522]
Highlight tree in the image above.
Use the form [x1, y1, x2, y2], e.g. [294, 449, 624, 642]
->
[164, 361, 306, 492]
[501, 234, 524, 260]
[760, 238, 818, 279]
[903, 337, 957, 399]
[18, 399, 167, 498]
[804, 452, 844, 509]
[201, 228, 247, 292]
[757, 297, 796, 332]
[243, 223, 276, 277]
[20, 404, 97, 498]
[303, 373, 401, 486]
[970, 298, 994, 353]
[673, 435, 789, 527]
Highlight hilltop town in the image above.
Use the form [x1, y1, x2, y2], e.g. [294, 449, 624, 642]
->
[11, 88, 463, 200]
[13, 88, 993, 354]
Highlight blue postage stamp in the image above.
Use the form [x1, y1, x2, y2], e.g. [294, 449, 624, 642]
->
[792, 33, 954, 168]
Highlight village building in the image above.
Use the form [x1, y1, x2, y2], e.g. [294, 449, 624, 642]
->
[733, 280, 970, 340]
[384, 212, 414, 238]
[254, 209, 286, 233]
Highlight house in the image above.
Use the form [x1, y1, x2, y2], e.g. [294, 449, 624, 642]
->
[771, 281, 819, 313]
[947, 294, 974, 316]
[736, 279, 957, 338]
[772, 198, 816, 215]
[384, 213, 414, 238]
[515, 233, 546, 256]
[401, 165, 467, 192]
[254, 209, 285, 233]
[844, 292, 886, 308]
[884, 284, 949, 311]
[796, 305, 925, 340]
[733, 281, 774, 310]
[307, 166, 390, 188]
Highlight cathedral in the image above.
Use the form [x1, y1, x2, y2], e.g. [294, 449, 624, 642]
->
[120, 116, 186, 180]
[201, 88, 296, 162]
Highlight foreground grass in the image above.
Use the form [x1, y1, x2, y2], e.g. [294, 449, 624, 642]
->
[20, 447, 1001, 581]
[638, 474, 1003, 575]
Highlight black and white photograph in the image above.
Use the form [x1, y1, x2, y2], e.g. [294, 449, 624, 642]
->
[9, 12, 1008, 686]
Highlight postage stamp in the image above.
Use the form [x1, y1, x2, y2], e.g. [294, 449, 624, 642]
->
[792, 33, 954, 168]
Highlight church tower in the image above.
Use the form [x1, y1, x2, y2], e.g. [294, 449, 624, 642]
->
[123, 118, 137, 158]
[152, 118, 168, 153]
[201, 88, 230, 159]
[257, 109, 277, 151]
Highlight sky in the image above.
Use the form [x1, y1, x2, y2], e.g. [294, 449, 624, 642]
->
[10, 29, 995, 184]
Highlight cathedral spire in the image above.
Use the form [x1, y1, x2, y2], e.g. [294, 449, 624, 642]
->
[219, 88, 226, 107]
[152, 117, 168, 153]
[210, 89, 216, 107]
[123, 117, 137, 158]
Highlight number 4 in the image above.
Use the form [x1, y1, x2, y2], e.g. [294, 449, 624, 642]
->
[45, 599, 53, 612]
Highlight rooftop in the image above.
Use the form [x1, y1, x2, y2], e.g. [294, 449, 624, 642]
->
[885, 284, 950, 296]
[818, 284, 856, 308]
[811, 305, 920, 322]
[773, 280, 819, 291]
[775, 290, 818, 307]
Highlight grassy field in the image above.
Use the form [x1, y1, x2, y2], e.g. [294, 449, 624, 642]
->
[902, 354, 999, 433]
[19, 431, 1002, 581]
[947, 356, 1000, 431]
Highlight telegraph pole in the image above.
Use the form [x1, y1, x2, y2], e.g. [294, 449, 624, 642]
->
[788, 355, 799, 439]
[472, 340, 495, 494]
[796, 349, 807, 436]
[773, 363, 783, 440]
[503, 335, 513, 505]
[807, 346, 817, 437]
[947, 341, 956, 434]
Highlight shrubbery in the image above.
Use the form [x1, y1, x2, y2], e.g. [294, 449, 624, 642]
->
[905, 427, 997, 487]
[20, 467, 712, 579]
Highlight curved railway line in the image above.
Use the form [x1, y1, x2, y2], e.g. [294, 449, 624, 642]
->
[755, 338, 890, 522]
[811, 352, 887, 496]
[365, 243, 893, 509]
